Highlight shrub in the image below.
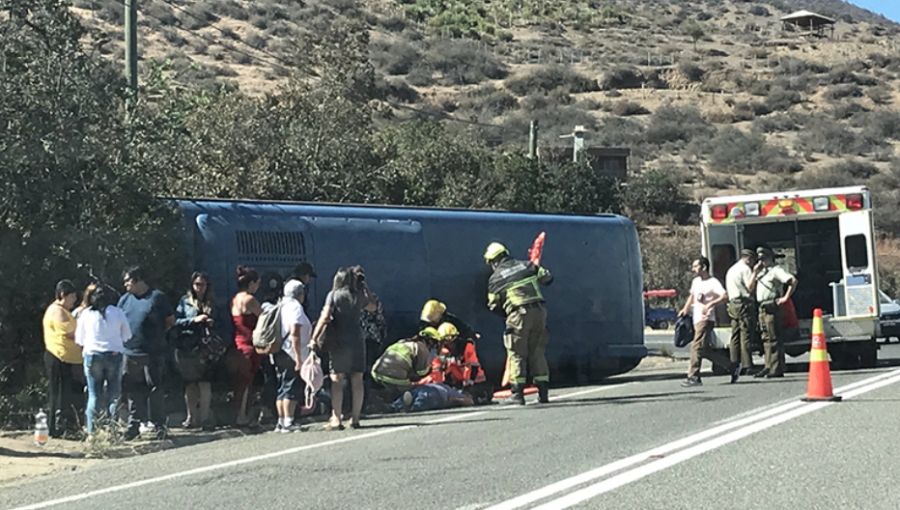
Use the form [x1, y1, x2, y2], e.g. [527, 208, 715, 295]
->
[460, 88, 518, 117]
[182, 3, 219, 30]
[731, 102, 756, 122]
[212, 65, 239, 77]
[97, 0, 124, 24]
[144, 1, 177, 26]
[866, 85, 894, 105]
[859, 110, 900, 140]
[245, 33, 267, 50]
[376, 78, 420, 103]
[625, 170, 688, 221]
[748, 5, 770, 16]
[208, 0, 249, 20]
[831, 101, 868, 120]
[824, 84, 863, 101]
[161, 29, 187, 47]
[429, 40, 507, 86]
[379, 16, 407, 32]
[600, 66, 643, 90]
[753, 113, 798, 133]
[826, 159, 878, 180]
[678, 62, 705, 82]
[796, 119, 884, 156]
[506, 66, 598, 96]
[765, 87, 802, 111]
[707, 128, 800, 174]
[645, 106, 715, 146]
[406, 65, 435, 87]
[371, 41, 420, 76]
[640, 227, 701, 302]
[612, 101, 649, 116]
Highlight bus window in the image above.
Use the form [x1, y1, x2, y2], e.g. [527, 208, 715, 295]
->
[845, 234, 868, 271]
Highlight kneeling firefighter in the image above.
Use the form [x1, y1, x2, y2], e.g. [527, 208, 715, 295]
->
[371, 328, 441, 400]
[484, 242, 553, 405]
[419, 300, 477, 343]
[436, 323, 493, 405]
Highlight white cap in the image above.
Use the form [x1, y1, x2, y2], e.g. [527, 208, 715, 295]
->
[283, 279, 305, 298]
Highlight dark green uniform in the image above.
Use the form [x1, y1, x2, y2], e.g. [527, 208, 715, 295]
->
[755, 264, 795, 377]
[487, 257, 553, 386]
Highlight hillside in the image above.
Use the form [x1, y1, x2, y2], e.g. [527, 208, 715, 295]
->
[71, 0, 900, 207]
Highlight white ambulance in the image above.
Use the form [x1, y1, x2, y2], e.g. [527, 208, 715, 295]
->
[701, 185, 879, 369]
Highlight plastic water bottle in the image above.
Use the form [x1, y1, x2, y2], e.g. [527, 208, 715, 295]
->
[34, 409, 48, 446]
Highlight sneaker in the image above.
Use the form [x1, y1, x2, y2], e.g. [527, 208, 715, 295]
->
[681, 378, 703, 388]
[139, 422, 156, 435]
[731, 363, 742, 384]
[274, 423, 284, 433]
[401, 391, 414, 412]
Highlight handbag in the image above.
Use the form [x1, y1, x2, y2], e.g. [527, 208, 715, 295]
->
[198, 326, 228, 365]
[312, 315, 339, 353]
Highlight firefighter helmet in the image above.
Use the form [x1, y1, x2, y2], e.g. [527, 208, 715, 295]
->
[420, 300, 447, 324]
[437, 322, 459, 342]
[418, 327, 441, 342]
[484, 242, 509, 262]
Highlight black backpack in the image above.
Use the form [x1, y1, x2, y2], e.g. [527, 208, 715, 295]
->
[674, 315, 694, 348]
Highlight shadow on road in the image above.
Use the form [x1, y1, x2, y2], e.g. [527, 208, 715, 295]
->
[0, 447, 84, 459]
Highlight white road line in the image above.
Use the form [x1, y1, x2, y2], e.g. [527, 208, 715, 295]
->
[2, 411, 484, 510]
[484, 367, 900, 510]
[551, 383, 629, 400]
[527, 370, 900, 510]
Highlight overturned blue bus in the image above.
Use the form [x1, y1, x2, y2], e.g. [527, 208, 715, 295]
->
[176, 199, 647, 383]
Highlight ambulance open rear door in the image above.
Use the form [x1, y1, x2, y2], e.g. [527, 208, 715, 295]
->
[835, 209, 879, 326]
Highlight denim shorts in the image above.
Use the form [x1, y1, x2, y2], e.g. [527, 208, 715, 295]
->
[273, 352, 301, 401]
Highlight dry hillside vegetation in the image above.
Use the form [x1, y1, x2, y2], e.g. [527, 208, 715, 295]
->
[72, 0, 900, 204]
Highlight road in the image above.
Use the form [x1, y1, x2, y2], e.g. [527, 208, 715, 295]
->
[3, 348, 900, 510]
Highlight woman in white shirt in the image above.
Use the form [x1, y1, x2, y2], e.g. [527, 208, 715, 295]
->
[75, 285, 132, 435]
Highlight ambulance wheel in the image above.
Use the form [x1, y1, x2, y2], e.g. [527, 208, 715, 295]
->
[655, 321, 670, 331]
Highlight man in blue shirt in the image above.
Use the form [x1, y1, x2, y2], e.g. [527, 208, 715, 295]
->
[118, 266, 174, 439]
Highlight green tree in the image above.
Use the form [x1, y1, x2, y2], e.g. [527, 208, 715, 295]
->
[0, 0, 184, 392]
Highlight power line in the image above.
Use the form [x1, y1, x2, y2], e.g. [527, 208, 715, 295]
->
[107, 0, 286, 69]
[153, 0, 291, 67]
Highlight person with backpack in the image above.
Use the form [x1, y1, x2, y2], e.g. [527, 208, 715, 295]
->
[173, 272, 227, 431]
[257, 279, 310, 433]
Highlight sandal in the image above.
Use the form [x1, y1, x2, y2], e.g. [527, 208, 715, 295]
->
[323, 421, 344, 431]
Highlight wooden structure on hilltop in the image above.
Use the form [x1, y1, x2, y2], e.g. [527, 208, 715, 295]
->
[780, 10, 836, 38]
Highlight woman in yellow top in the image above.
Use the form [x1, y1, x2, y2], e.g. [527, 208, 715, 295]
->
[42, 280, 84, 438]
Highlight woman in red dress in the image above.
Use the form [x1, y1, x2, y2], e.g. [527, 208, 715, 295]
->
[231, 266, 262, 427]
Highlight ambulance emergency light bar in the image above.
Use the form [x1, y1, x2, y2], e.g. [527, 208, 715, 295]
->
[709, 193, 863, 221]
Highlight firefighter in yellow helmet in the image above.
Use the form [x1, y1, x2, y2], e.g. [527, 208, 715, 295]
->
[419, 299, 477, 343]
[371, 327, 440, 400]
[484, 242, 553, 405]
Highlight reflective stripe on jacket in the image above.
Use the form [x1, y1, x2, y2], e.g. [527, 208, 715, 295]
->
[487, 258, 553, 314]
[371, 339, 432, 386]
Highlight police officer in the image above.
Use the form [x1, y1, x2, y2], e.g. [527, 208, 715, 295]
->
[725, 249, 761, 374]
[484, 242, 553, 405]
[754, 247, 798, 379]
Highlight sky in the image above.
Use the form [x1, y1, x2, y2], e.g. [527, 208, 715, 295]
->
[849, 1, 900, 23]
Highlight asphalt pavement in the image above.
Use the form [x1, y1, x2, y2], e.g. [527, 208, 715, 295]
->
[2, 348, 900, 510]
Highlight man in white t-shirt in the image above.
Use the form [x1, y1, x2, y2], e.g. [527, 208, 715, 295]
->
[271, 280, 312, 432]
[678, 256, 742, 387]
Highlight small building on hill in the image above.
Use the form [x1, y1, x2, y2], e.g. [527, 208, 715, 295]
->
[539, 146, 630, 182]
[781, 10, 836, 38]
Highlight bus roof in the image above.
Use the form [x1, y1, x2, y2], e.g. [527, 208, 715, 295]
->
[702, 185, 868, 206]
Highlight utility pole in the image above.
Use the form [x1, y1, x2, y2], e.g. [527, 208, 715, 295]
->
[528, 120, 539, 159]
[125, 0, 138, 96]
[560, 125, 588, 163]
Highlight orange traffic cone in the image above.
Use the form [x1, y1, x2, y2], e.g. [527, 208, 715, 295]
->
[802, 308, 842, 402]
